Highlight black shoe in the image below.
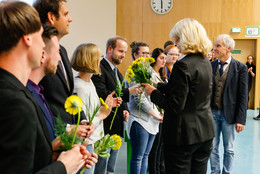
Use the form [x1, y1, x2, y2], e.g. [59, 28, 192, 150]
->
[253, 115, 260, 120]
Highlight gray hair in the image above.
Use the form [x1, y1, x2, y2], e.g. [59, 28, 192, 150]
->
[217, 34, 235, 51]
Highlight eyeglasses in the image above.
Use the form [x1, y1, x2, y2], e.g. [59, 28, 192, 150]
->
[138, 52, 151, 56]
[167, 53, 179, 57]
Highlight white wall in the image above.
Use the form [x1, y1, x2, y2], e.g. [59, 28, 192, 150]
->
[60, 0, 116, 59]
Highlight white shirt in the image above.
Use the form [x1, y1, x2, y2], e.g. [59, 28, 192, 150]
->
[73, 77, 104, 144]
[218, 56, 231, 72]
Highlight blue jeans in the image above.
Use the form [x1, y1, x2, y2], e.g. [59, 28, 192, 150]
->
[77, 144, 95, 174]
[210, 110, 235, 174]
[130, 121, 156, 174]
[94, 147, 119, 174]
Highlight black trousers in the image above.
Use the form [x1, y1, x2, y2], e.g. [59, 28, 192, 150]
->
[148, 123, 165, 174]
[164, 139, 213, 174]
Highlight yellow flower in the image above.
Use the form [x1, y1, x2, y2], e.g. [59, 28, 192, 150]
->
[145, 57, 155, 63]
[111, 134, 122, 150]
[126, 74, 132, 83]
[126, 68, 135, 83]
[138, 57, 145, 62]
[100, 98, 108, 110]
[64, 95, 83, 115]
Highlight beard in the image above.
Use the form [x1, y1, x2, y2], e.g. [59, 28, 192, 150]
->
[111, 51, 122, 65]
[44, 59, 57, 75]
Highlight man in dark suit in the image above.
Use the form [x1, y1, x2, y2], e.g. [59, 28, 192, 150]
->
[210, 34, 248, 174]
[33, 0, 92, 137]
[27, 25, 60, 141]
[0, 2, 90, 173]
[143, 18, 215, 174]
[92, 36, 141, 174]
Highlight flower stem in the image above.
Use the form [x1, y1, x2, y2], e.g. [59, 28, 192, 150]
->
[138, 93, 142, 114]
[71, 108, 81, 146]
[80, 167, 86, 174]
[110, 106, 119, 130]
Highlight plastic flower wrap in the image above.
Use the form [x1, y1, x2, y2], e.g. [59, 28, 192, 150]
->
[54, 95, 83, 150]
[94, 133, 122, 158]
[126, 57, 155, 112]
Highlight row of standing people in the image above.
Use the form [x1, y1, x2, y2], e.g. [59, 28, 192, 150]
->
[0, 1, 141, 174]
[0, 1, 249, 174]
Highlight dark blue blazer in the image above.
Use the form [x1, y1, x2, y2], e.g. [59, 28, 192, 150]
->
[211, 57, 248, 125]
[27, 82, 56, 141]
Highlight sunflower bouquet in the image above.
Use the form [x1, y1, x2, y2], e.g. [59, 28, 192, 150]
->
[126, 57, 155, 112]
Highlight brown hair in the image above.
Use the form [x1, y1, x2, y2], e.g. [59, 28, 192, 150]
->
[0, 1, 42, 54]
[151, 48, 167, 80]
[130, 41, 149, 60]
[106, 36, 127, 54]
[71, 43, 101, 74]
[33, 0, 66, 24]
[42, 25, 58, 52]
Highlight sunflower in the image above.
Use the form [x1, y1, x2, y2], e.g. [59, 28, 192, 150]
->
[111, 134, 122, 150]
[145, 57, 155, 63]
[126, 68, 135, 83]
[64, 95, 83, 115]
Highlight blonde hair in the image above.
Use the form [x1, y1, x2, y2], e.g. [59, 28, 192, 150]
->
[169, 18, 212, 56]
[71, 43, 101, 75]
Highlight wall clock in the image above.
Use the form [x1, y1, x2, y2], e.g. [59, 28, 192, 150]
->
[151, 0, 173, 15]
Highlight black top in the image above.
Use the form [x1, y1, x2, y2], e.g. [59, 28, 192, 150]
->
[246, 62, 256, 92]
[0, 68, 66, 173]
[151, 53, 215, 146]
[92, 58, 129, 137]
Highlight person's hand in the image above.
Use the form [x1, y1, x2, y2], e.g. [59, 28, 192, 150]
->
[86, 123, 95, 138]
[69, 125, 89, 139]
[99, 92, 115, 120]
[128, 84, 143, 95]
[156, 114, 164, 123]
[235, 123, 244, 133]
[81, 121, 95, 138]
[57, 145, 86, 174]
[123, 110, 130, 122]
[52, 136, 62, 160]
[113, 97, 122, 107]
[248, 67, 253, 72]
[141, 83, 156, 96]
[84, 152, 98, 169]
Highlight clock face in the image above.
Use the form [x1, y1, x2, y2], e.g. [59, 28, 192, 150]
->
[151, 0, 173, 15]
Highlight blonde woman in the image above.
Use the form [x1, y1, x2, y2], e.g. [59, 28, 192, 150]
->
[71, 43, 118, 174]
[143, 18, 215, 174]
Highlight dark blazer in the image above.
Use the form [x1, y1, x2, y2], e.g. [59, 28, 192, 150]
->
[91, 58, 129, 137]
[151, 53, 215, 146]
[211, 58, 248, 124]
[0, 68, 66, 174]
[27, 81, 56, 141]
[40, 45, 76, 124]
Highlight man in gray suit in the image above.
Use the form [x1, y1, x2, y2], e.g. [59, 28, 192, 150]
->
[210, 34, 248, 174]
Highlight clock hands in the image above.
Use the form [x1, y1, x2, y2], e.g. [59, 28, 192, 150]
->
[161, 0, 163, 9]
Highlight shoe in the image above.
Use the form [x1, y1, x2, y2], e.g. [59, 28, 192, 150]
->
[253, 115, 260, 120]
